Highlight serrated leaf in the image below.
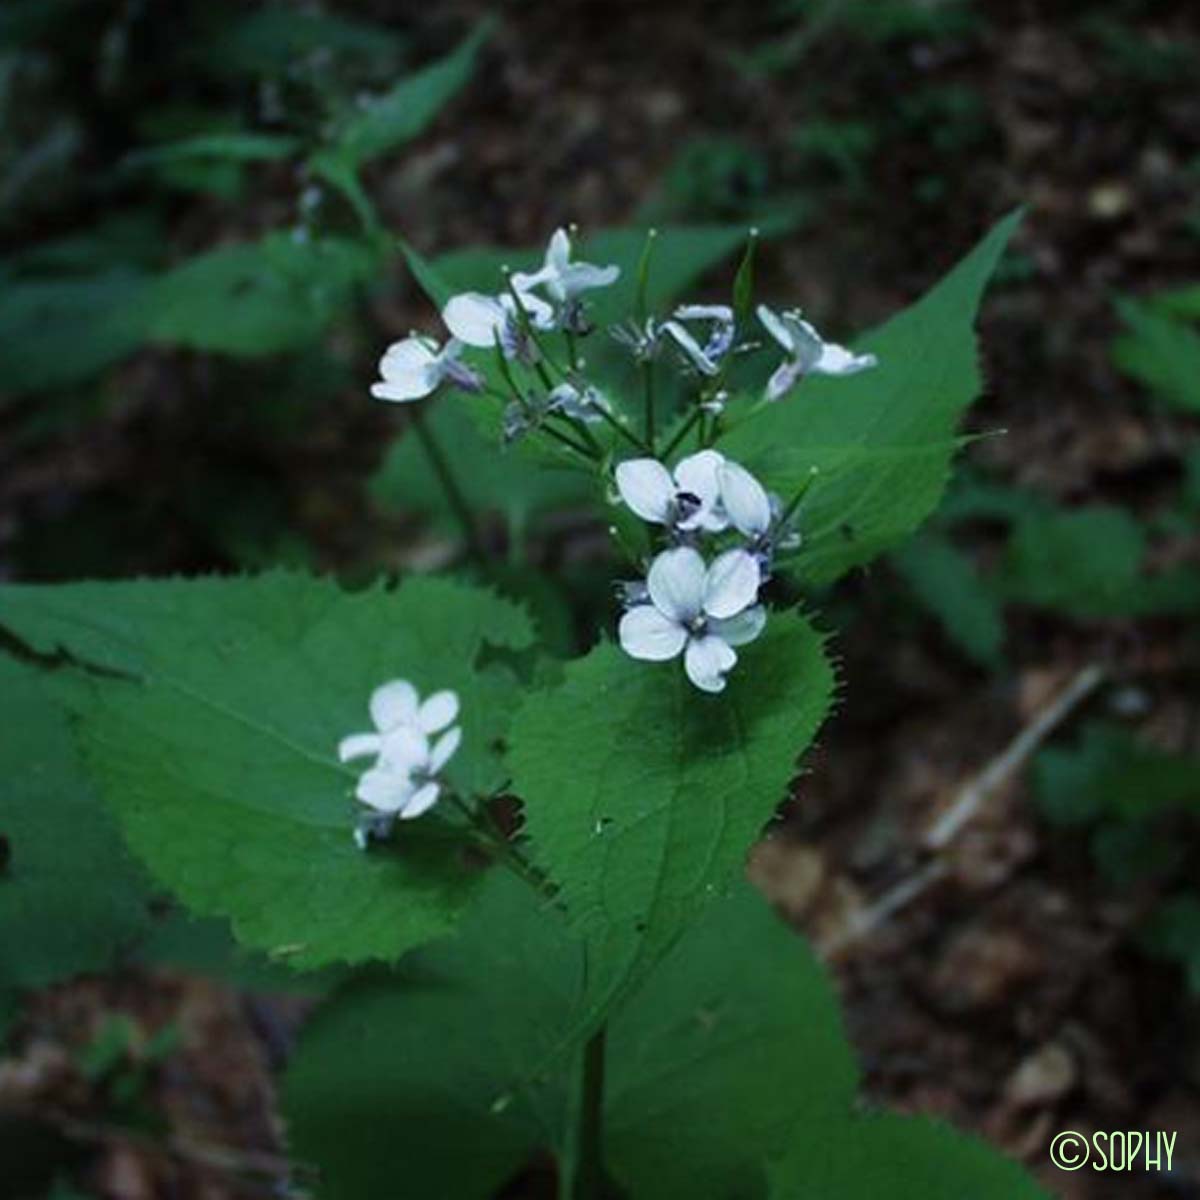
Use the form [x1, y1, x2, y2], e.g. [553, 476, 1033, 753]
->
[146, 233, 376, 356]
[767, 1111, 1047, 1199]
[891, 531, 1004, 668]
[720, 210, 1021, 585]
[0, 657, 153, 998]
[509, 615, 834, 1037]
[0, 573, 534, 968]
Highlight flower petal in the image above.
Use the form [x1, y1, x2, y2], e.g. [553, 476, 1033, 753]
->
[442, 293, 505, 347]
[615, 458, 674, 523]
[703, 548, 761, 619]
[684, 635, 737, 693]
[502, 289, 555, 330]
[719, 461, 772, 537]
[370, 679, 420, 732]
[663, 321, 718, 375]
[356, 766, 414, 814]
[371, 336, 440, 401]
[619, 605, 687, 662]
[647, 546, 707, 623]
[428, 726, 462, 774]
[417, 690, 459, 735]
[561, 262, 620, 295]
[765, 359, 802, 402]
[377, 726, 430, 771]
[674, 303, 733, 322]
[815, 343, 878, 376]
[673, 449, 725, 509]
[399, 781, 441, 820]
[709, 604, 767, 648]
[756, 304, 794, 352]
[338, 732, 383, 763]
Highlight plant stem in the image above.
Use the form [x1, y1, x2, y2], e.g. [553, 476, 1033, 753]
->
[660, 407, 704, 460]
[568, 1026, 607, 1200]
[409, 405, 487, 564]
[642, 362, 656, 455]
[446, 794, 550, 896]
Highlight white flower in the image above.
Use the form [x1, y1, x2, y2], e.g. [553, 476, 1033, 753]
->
[511, 227, 620, 305]
[354, 723, 462, 818]
[339, 679, 463, 848]
[370, 335, 479, 403]
[663, 304, 735, 376]
[338, 679, 459, 764]
[615, 449, 729, 533]
[718, 459, 772, 539]
[619, 546, 766, 692]
[442, 290, 554, 358]
[757, 304, 877, 401]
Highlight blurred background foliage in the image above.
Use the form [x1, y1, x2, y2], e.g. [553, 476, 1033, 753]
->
[1, 1, 1199, 1197]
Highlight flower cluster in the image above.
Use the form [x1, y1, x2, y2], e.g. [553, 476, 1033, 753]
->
[370, 227, 620, 404]
[338, 679, 462, 848]
[615, 450, 797, 693]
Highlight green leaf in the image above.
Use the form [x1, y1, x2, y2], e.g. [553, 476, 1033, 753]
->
[767, 1111, 1047, 1199]
[370, 399, 595, 540]
[1001, 505, 1200, 617]
[284, 872, 575, 1199]
[123, 132, 301, 168]
[509, 615, 834, 1037]
[720, 210, 1022, 586]
[1113, 297, 1200, 412]
[1143, 893, 1200, 993]
[0, 657, 153, 999]
[327, 25, 488, 170]
[1033, 722, 1200, 828]
[146, 234, 376, 356]
[891, 532, 1004, 668]
[287, 872, 1040, 1200]
[0, 573, 534, 969]
[604, 884, 856, 1197]
[0, 271, 149, 398]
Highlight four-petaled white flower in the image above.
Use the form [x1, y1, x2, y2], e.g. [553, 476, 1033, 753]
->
[757, 304, 877, 401]
[615, 449, 730, 533]
[511, 227, 620, 306]
[619, 546, 766, 693]
[663, 304, 735, 377]
[339, 680, 462, 843]
[442, 290, 555, 359]
[370, 335, 480, 403]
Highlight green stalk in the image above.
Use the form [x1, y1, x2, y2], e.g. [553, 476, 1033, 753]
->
[566, 1026, 608, 1200]
[409, 405, 487, 565]
[642, 362, 656, 456]
[659, 407, 704, 460]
